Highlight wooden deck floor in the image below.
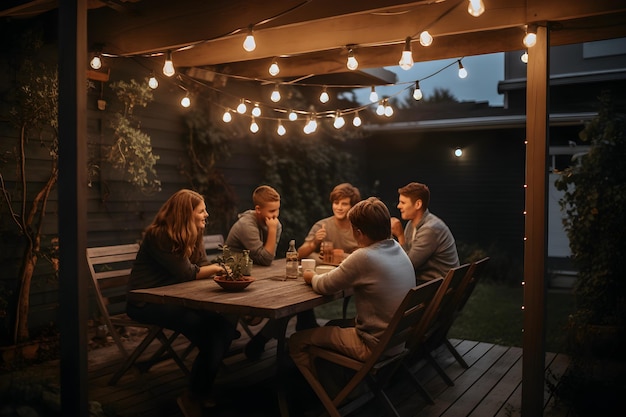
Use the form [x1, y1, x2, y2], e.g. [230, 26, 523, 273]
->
[86, 319, 571, 417]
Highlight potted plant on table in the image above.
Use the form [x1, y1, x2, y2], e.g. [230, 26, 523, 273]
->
[553, 91, 626, 414]
[212, 246, 254, 291]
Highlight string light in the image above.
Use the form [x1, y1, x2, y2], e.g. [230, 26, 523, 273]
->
[467, 0, 485, 17]
[523, 24, 538, 48]
[419, 31, 433, 47]
[376, 101, 385, 116]
[384, 100, 394, 117]
[163, 50, 175, 77]
[269, 58, 280, 76]
[319, 86, 330, 103]
[243, 25, 256, 52]
[353, 112, 362, 127]
[454, 147, 463, 157]
[413, 81, 423, 101]
[333, 112, 345, 129]
[369, 86, 379, 103]
[180, 93, 191, 108]
[252, 103, 262, 117]
[90, 52, 102, 70]
[222, 109, 232, 123]
[398, 37, 414, 70]
[270, 84, 281, 102]
[457, 60, 468, 79]
[148, 72, 159, 89]
[288, 109, 298, 121]
[236, 99, 247, 114]
[346, 48, 358, 71]
[304, 116, 318, 134]
[250, 117, 259, 133]
[277, 120, 286, 136]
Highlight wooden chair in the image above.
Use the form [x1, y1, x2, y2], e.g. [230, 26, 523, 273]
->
[442, 256, 490, 368]
[87, 243, 190, 385]
[403, 263, 472, 387]
[294, 278, 444, 417]
[203, 233, 224, 261]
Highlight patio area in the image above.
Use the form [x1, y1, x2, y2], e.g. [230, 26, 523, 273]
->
[83, 318, 570, 417]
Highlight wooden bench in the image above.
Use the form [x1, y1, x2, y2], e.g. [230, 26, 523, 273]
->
[87, 243, 191, 385]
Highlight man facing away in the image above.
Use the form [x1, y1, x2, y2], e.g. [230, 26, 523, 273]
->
[390, 182, 459, 284]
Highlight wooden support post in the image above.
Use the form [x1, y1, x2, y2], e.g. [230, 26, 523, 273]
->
[58, 1, 89, 415]
[522, 24, 549, 417]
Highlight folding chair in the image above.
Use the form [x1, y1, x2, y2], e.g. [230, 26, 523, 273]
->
[87, 244, 191, 385]
[294, 278, 444, 417]
[404, 263, 472, 387]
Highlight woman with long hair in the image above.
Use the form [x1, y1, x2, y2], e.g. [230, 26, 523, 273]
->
[127, 189, 235, 417]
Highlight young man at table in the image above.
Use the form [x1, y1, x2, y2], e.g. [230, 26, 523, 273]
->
[290, 197, 415, 384]
[390, 181, 459, 284]
[297, 182, 361, 261]
[127, 189, 236, 417]
[225, 185, 318, 359]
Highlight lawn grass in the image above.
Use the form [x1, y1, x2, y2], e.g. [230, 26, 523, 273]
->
[314, 282, 576, 353]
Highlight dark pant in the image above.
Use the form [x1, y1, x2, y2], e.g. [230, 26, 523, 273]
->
[127, 302, 236, 399]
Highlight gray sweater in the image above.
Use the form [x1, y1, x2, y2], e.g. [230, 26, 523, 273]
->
[225, 209, 282, 266]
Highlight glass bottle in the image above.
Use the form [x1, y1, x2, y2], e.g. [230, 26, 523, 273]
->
[285, 239, 299, 279]
[242, 249, 252, 276]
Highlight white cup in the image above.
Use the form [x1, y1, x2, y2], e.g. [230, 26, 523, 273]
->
[301, 258, 316, 274]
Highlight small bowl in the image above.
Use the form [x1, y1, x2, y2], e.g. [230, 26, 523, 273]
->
[213, 276, 255, 291]
[315, 265, 335, 274]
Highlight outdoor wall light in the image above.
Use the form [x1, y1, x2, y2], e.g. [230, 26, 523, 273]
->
[454, 147, 463, 157]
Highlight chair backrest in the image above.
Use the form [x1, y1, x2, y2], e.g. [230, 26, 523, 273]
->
[203, 234, 224, 261]
[371, 277, 444, 361]
[408, 263, 472, 350]
[87, 243, 140, 319]
[455, 256, 490, 313]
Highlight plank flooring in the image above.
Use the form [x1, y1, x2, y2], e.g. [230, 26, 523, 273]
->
[84, 318, 571, 417]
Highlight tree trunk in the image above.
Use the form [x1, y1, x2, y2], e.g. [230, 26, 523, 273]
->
[14, 245, 36, 344]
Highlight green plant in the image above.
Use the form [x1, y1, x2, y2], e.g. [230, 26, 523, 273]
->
[0, 30, 59, 344]
[555, 91, 626, 328]
[105, 79, 161, 193]
[213, 246, 251, 281]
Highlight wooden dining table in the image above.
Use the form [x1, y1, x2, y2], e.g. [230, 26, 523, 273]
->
[128, 259, 349, 417]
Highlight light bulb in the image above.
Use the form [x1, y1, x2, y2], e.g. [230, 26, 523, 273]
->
[243, 25, 256, 52]
[523, 25, 537, 48]
[270, 85, 281, 102]
[458, 60, 468, 79]
[353, 112, 362, 127]
[90, 54, 102, 70]
[333, 112, 345, 129]
[346, 48, 358, 71]
[384, 102, 394, 117]
[521, 51, 529, 63]
[222, 110, 232, 123]
[250, 117, 259, 133]
[268, 59, 280, 76]
[288, 110, 298, 121]
[419, 31, 433, 47]
[319, 87, 330, 104]
[468, 0, 485, 17]
[376, 102, 385, 116]
[398, 37, 414, 70]
[148, 73, 159, 89]
[181, 95, 190, 108]
[309, 118, 317, 132]
[413, 81, 423, 101]
[237, 99, 247, 114]
[369, 86, 378, 103]
[454, 147, 463, 157]
[277, 121, 286, 136]
[163, 51, 175, 77]
[252, 104, 261, 117]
